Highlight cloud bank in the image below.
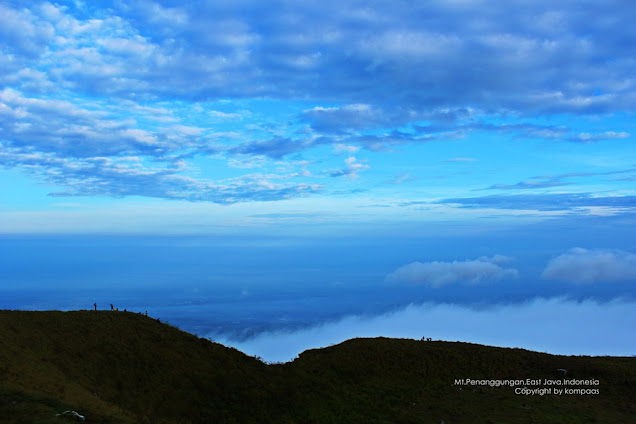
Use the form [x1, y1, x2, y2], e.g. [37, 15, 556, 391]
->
[542, 248, 636, 284]
[214, 298, 636, 363]
[386, 255, 518, 286]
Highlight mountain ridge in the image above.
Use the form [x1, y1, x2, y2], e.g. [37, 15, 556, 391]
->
[1, 310, 634, 423]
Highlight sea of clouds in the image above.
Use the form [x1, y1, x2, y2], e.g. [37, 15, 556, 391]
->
[213, 297, 636, 363]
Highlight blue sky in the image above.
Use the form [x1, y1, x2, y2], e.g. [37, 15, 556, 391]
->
[1, 1, 635, 360]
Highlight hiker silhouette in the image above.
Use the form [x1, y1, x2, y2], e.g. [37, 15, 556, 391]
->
[94, 303, 97, 311]
[110, 304, 114, 311]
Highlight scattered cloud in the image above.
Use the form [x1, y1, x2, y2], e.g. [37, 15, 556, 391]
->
[437, 193, 636, 211]
[569, 131, 630, 143]
[208, 110, 245, 120]
[302, 104, 385, 133]
[327, 156, 370, 179]
[226, 156, 267, 169]
[533, 168, 636, 181]
[333, 144, 360, 154]
[386, 255, 518, 287]
[542, 248, 636, 283]
[229, 137, 314, 159]
[444, 157, 476, 163]
[1, 1, 634, 203]
[482, 167, 636, 191]
[4, 1, 635, 114]
[0, 144, 323, 204]
[388, 173, 416, 184]
[484, 180, 570, 190]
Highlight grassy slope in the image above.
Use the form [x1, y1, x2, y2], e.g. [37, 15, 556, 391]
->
[0, 310, 634, 423]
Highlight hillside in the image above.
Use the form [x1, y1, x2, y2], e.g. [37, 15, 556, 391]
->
[1, 310, 634, 423]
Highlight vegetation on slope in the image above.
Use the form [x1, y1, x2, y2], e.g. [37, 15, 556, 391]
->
[1, 310, 634, 423]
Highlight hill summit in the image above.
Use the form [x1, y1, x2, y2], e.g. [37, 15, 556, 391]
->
[1, 310, 634, 423]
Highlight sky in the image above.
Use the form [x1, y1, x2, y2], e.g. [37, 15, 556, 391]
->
[1, 1, 635, 361]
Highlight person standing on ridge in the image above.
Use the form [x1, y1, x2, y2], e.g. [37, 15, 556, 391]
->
[94, 303, 97, 311]
[110, 303, 114, 311]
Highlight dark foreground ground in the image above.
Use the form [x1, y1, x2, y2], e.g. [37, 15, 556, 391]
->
[0, 310, 634, 423]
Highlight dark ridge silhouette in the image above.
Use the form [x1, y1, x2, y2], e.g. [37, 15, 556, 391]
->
[1, 310, 634, 423]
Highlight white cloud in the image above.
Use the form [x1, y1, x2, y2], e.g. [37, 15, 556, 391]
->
[326, 156, 370, 179]
[386, 255, 518, 286]
[359, 30, 461, 62]
[542, 248, 636, 283]
[388, 173, 416, 184]
[2, 1, 635, 205]
[214, 298, 636, 363]
[344, 156, 369, 177]
[303, 104, 386, 132]
[4, 0, 635, 115]
[208, 110, 244, 120]
[333, 143, 360, 154]
[571, 131, 630, 143]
